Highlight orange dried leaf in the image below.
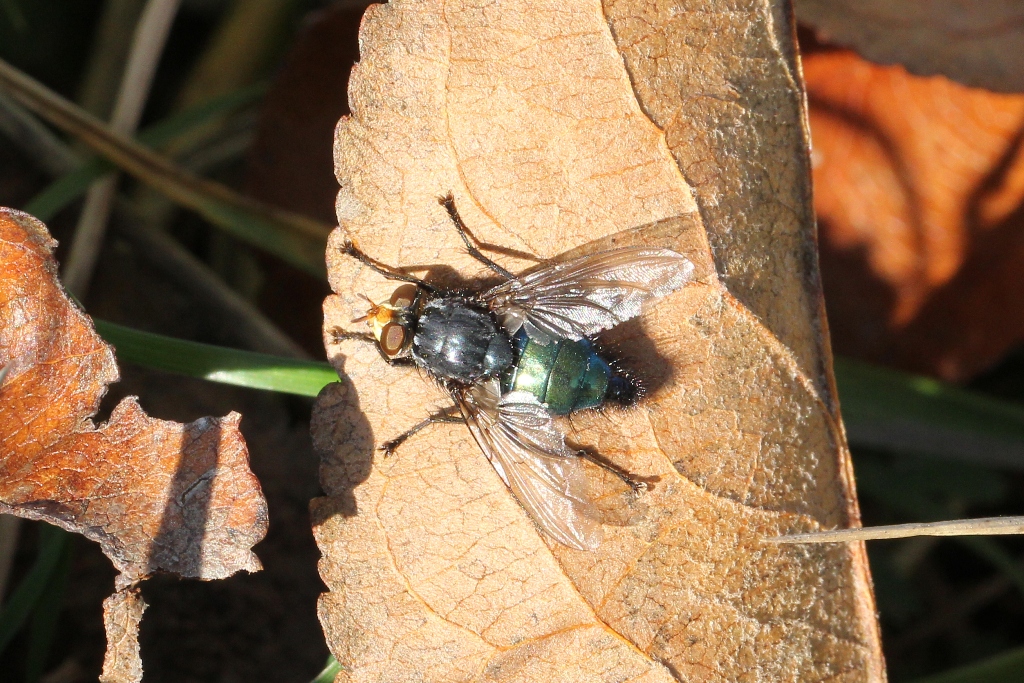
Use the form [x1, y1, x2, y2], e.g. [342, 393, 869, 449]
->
[805, 46, 1024, 380]
[796, 0, 1024, 93]
[313, 0, 884, 680]
[0, 209, 268, 683]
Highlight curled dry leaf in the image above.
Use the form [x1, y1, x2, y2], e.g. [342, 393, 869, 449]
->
[313, 0, 885, 680]
[795, 0, 1024, 93]
[805, 44, 1024, 381]
[0, 209, 268, 683]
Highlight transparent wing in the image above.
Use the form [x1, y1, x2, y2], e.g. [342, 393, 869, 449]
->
[481, 247, 694, 344]
[455, 379, 602, 550]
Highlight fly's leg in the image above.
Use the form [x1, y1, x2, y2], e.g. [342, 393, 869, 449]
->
[381, 407, 463, 457]
[329, 329, 416, 367]
[340, 241, 437, 293]
[439, 193, 515, 280]
[576, 447, 648, 494]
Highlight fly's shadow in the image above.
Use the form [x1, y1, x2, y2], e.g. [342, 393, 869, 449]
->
[595, 319, 674, 400]
[310, 372, 374, 518]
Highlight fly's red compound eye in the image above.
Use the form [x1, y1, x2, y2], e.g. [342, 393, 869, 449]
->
[379, 322, 406, 357]
[389, 284, 418, 308]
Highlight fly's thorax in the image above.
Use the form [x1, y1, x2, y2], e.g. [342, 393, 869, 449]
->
[411, 297, 513, 383]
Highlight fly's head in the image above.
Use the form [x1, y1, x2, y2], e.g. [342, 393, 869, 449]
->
[352, 283, 421, 358]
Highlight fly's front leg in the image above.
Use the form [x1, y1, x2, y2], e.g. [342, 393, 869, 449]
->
[340, 241, 436, 293]
[381, 406, 463, 457]
[329, 329, 416, 366]
[438, 193, 515, 280]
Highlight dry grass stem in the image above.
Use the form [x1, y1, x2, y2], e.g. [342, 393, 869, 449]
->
[63, 0, 183, 298]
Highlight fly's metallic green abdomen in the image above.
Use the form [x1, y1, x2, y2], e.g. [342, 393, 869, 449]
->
[501, 331, 613, 415]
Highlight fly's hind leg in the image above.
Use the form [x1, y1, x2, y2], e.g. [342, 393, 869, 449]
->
[340, 241, 437, 293]
[382, 406, 463, 457]
[576, 447, 649, 494]
[329, 329, 416, 366]
[439, 193, 515, 280]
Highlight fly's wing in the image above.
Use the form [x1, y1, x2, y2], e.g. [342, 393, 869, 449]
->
[481, 247, 694, 344]
[455, 379, 603, 550]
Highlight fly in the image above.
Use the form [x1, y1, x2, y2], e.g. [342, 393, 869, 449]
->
[333, 194, 694, 550]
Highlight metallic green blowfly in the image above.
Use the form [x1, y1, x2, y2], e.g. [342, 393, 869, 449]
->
[334, 194, 694, 550]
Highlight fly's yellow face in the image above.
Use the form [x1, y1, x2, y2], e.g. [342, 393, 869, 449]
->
[355, 283, 418, 358]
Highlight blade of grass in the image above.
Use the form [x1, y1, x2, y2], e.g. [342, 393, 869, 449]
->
[0, 525, 69, 657]
[835, 356, 1024, 470]
[909, 645, 1024, 683]
[94, 320, 337, 396]
[92, 325, 1024, 445]
[0, 57, 329, 277]
[24, 83, 267, 222]
[310, 655, 343, 683]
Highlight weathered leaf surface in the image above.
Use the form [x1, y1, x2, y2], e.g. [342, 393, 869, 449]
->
[0, 209, 268, 682]
[805, 46, 1024, 381]
[796, 0, 1024, 93]
[313, 0, 884, 680]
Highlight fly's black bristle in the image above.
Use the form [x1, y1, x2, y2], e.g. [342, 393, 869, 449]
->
[606, 365, 644, 407]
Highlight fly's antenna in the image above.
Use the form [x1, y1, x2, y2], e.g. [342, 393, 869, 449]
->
[350, 293, 378, 323]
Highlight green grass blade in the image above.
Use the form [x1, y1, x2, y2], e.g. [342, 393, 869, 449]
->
[835, 356, 1024, 469]
[0, 525, 68, 657]
[92, 324, 1024, 453]
[94, 320, 338, 397]
[310, 655, 343, 683]
[24, 83, 267, 222]
[909, 646, 1024, 683]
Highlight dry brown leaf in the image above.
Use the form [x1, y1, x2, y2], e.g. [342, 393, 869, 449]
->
[101, 589, 147, 683]
[0, 209, 268, 683]
[795, 0, 1024, 93]
[804, 45, 1024, 381]
[313, 1, 884, 681]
